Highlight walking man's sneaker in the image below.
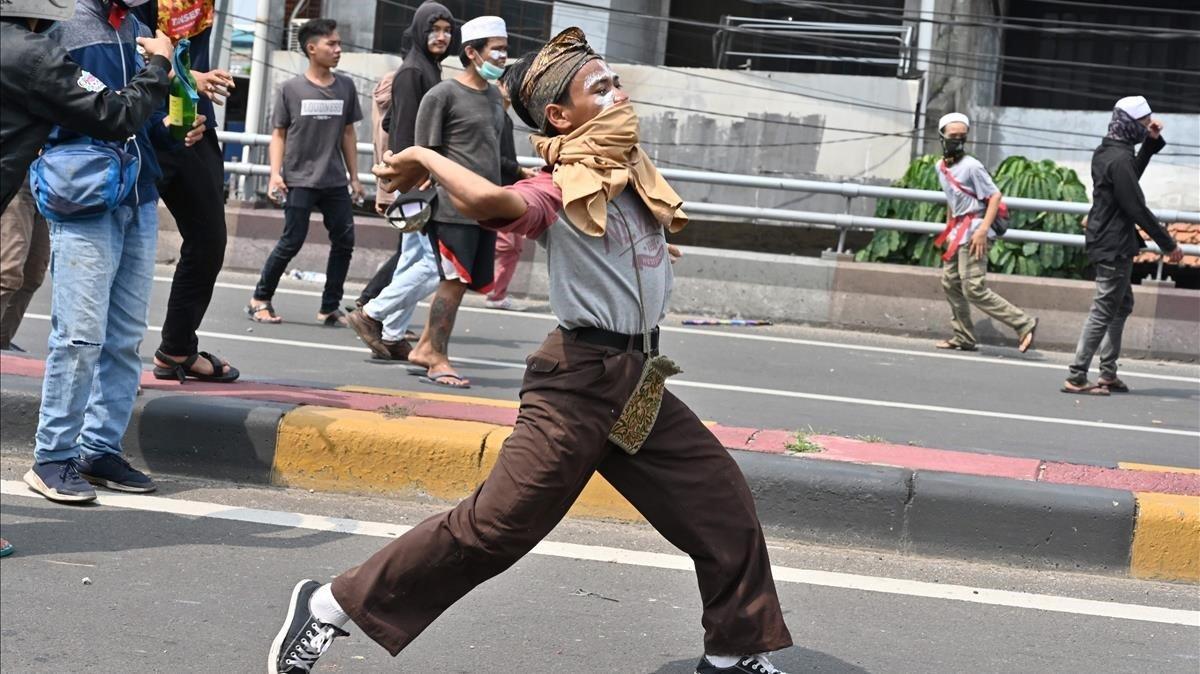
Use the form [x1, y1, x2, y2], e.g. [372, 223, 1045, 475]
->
[696, 654, 787, 674]
[75, 453, 156, 493]
[270, 579, 348, 674]
[24, 460, 97, 503]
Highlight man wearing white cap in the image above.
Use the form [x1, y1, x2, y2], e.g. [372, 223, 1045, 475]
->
[352, 15, 508, 389]
[932, 112, 1038, 354]
[1062, 96, 1182, 395]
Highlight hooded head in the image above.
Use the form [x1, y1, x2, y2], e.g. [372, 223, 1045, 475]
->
[938, 112, 970, 162]
[1107, 95, 1153, 145]
[400, 1, 457, 77]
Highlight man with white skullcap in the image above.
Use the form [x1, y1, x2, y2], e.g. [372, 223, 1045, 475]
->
[1061, 96, 1182, 395]
[931, 111, 1038, 354]
[347, 15, 508, 390]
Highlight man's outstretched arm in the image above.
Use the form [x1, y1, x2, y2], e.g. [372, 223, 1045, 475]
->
[375, 146, 526, 221]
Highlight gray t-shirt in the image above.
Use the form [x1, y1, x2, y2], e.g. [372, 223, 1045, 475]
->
[272, 73, 362, 189]
[500, 174, 673, 334]
[415, 80, 505, 224]
[936, 155, 1000, 239]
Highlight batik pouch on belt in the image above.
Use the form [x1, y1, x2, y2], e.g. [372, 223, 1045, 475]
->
[608, 353, 681, 455]
[606, 203, 682, 455]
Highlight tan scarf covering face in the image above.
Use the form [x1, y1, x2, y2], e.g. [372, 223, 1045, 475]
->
[531, 103, 687, 237]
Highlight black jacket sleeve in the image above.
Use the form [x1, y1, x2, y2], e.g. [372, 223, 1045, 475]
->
[1133, 135, 1165, 178]
[29, 46, 170, 143]
[1111, 154, 1177, 254]
[388, 69, 425, 154]
[499, 114, 521, 185]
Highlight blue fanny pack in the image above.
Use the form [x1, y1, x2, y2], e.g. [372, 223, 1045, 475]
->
[29, 140, 140, 220]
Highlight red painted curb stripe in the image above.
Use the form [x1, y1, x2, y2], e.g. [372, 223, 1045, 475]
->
[1041, 462, 1200, 497]
[809, 435, 1043, 481]
[4, 353, 1197, 496]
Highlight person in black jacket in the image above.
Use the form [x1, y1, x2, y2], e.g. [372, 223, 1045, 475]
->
[355, 1, 457, 307]
[1063, 96, 1182, 396]
[0, 0, 172, 354]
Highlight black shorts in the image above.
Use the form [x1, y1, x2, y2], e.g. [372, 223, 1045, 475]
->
[427, 220, 497, 293]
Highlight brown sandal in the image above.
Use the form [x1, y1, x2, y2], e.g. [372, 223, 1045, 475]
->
[935, 340, 977, 352]
[1060, 380, 1110, 396]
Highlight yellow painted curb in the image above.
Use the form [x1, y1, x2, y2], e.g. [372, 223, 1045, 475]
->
[273, 406, 499, 499]
[481, 428, 644, 522]
[1119, 462, 1200, 475]
[1130, 492, 1200, 583]
[336, 384, 519, 409]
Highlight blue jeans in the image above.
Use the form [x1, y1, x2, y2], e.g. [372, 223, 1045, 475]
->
[363, 231, 439, 342]
[35, 202, 158, 464]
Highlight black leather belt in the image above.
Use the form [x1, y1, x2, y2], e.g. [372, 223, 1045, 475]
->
[559, 326, 660, 353]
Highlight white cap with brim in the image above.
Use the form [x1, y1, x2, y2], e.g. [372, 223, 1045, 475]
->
[0, 0, 76, 22]
[1115, 95, 1152, 120]
[460, 16, 507, 43]
[938, 112, 970, 132]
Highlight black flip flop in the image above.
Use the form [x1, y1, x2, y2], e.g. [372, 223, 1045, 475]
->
[153, 350, 240, 383]
[246, 302, 282, 323]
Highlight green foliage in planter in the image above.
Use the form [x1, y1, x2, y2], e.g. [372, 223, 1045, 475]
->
[855, 155, 1090, 278]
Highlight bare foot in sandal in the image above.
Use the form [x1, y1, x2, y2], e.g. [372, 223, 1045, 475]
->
[247, 300, 283, 324]
[317, 309, 348, 327]
[935, 339, 976, 352]
[1060, 379, 1110, 396]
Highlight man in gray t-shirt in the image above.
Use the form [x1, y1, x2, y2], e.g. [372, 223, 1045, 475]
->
[416, 80, 505, 224]
[933, 112, 1036, 353]
[249, 19, 363, 327]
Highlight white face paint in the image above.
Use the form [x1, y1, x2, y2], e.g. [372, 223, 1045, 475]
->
[584, 66, 619, 110]
[488, 49, 507, 63]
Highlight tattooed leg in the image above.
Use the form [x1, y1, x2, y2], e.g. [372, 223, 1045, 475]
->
[409, 280, 468, 375]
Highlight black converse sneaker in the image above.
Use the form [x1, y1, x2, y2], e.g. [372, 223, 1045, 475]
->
[269, 580, 348, 673]
[696, 654, 788, 674]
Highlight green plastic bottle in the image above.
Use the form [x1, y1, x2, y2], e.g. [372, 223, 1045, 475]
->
[168, 39, 199, 141]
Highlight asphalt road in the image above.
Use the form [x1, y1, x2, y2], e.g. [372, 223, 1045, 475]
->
[8, 266, 1200, 468]
[1, 454, 1197, 674]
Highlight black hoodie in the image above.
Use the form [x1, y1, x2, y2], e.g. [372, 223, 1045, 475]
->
[383, 1, 458, 154]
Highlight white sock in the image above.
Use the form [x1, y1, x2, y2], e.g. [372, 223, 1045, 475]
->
[707, 655, 741, 668]
[309, 583, 351, 628]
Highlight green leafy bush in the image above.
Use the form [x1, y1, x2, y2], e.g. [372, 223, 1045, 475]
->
[855, 155, 1090, 278]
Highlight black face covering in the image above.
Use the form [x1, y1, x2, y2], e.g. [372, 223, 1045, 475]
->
[941, 136, 966, 160]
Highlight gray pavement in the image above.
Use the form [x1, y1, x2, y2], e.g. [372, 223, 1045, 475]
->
[6, 266, 1199, 467]
[1, 455, 1197, 674]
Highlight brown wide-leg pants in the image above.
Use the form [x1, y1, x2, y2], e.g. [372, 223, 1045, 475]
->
[332, 328, 792, 656]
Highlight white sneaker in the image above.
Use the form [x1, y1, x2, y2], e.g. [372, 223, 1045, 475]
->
[485, 297, 514, 310]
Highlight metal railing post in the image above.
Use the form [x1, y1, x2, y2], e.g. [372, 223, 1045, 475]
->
[836, 196, 852, 254]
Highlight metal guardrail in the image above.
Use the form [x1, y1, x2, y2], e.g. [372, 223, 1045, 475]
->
[217, 131, 1200, 260]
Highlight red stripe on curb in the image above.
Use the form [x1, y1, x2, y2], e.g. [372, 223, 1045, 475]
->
[4, 353, 1197, 496]
[808, 435, 1043, 480]
[1041, 462, 1200, 497]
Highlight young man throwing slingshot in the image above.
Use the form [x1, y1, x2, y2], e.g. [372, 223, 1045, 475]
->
[268, 28, 793, 674]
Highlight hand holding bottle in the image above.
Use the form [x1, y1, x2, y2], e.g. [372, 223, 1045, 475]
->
[136, 30, 173, 61]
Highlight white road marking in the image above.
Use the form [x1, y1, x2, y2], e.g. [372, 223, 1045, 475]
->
[189, 277, 1200, 384]
[3, 480, 1196, 628]
[20, 313, 1200, 438]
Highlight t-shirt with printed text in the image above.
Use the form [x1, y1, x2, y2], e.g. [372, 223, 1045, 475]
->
[271, 73, 362, 189]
